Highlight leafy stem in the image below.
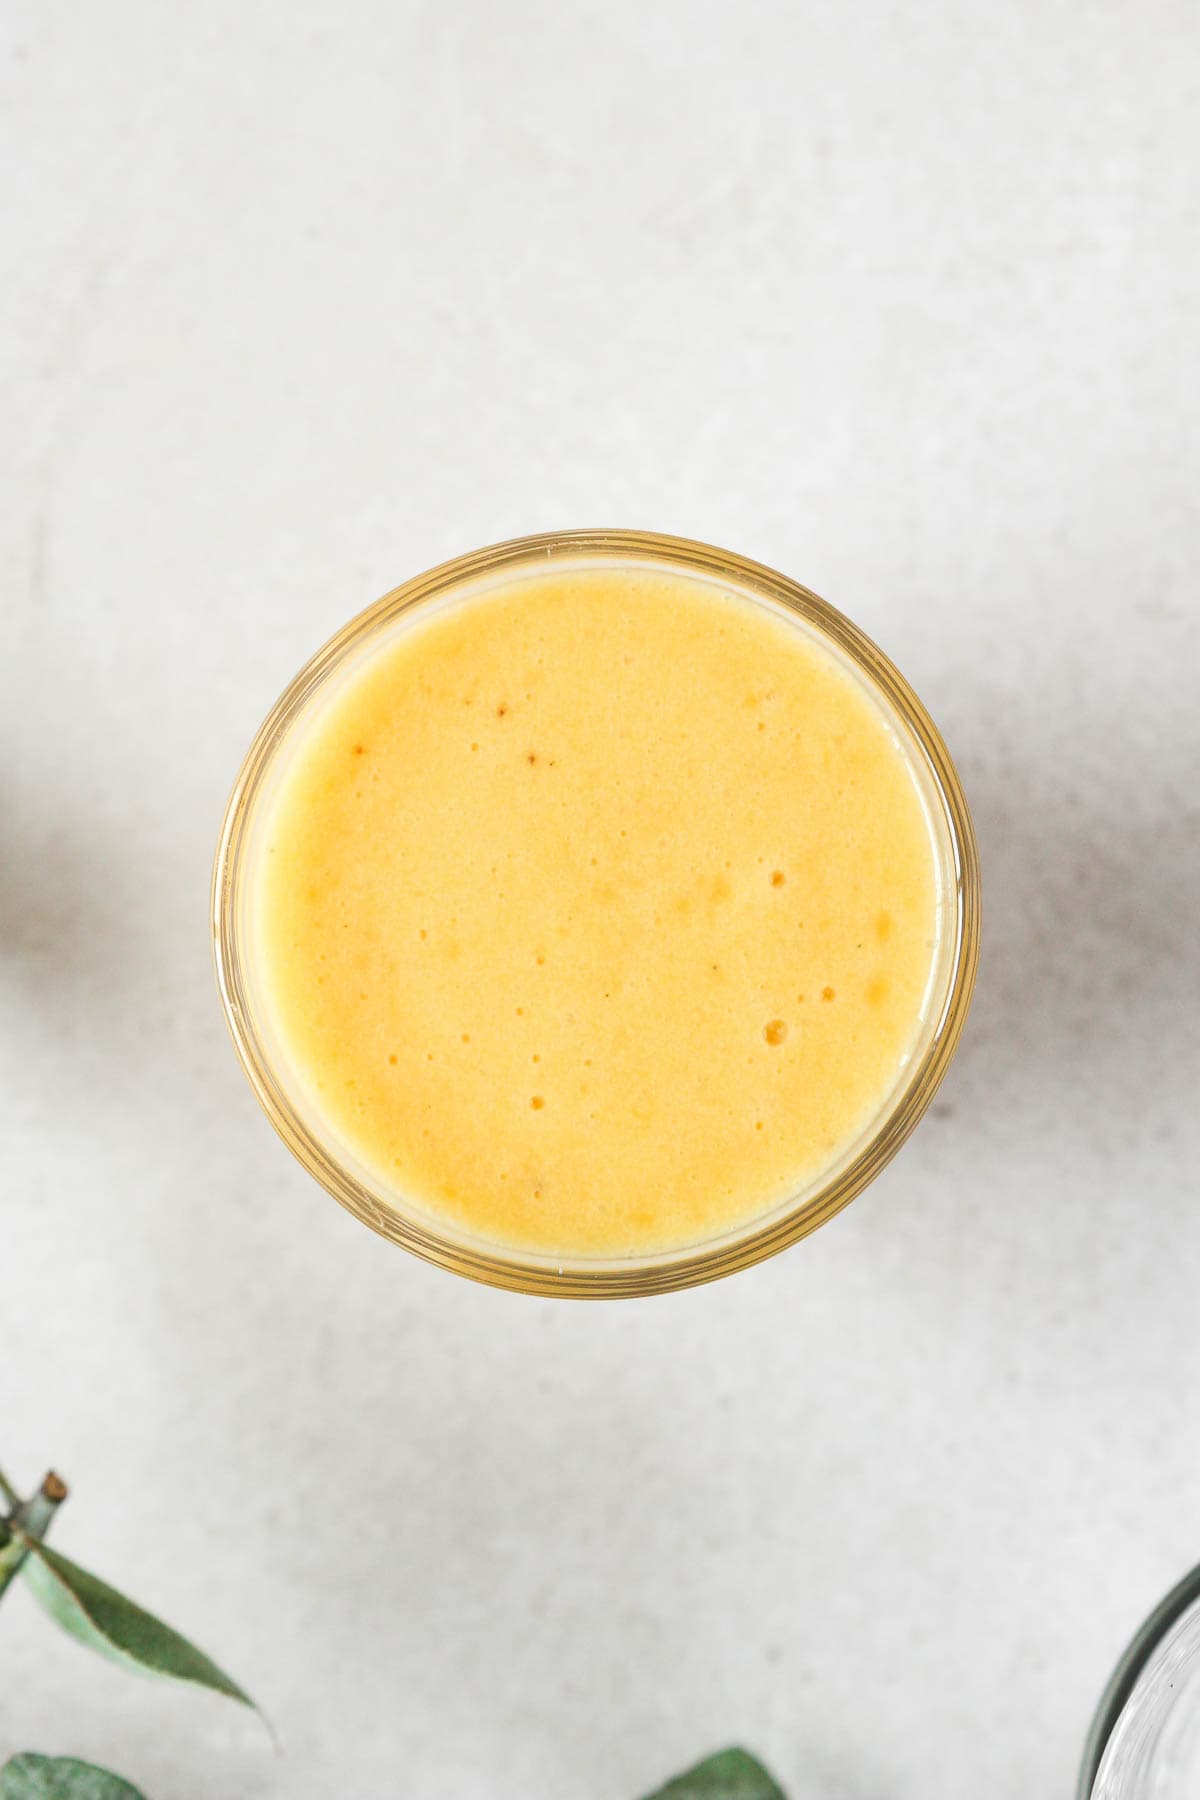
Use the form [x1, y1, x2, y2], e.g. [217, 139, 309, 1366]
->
[1, 1455, 264, 1738]
[0, 1467, 21, 1512]
[0, 1473, 68, 1605]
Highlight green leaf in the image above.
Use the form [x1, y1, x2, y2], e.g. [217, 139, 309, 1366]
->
[0, 1754, 147, 1800]
[641, 1746, 787, 1800]
[19, 1537, 258, 1716]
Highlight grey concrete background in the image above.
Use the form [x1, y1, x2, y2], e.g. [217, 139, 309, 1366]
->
[2, 2, 1198, 1795]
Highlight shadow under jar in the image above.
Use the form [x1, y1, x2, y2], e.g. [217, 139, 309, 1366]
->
[213, 530, 980, 1296]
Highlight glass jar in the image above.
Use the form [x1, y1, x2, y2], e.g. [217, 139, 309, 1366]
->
[1080, 1564, 1200, 1799]
[212, 529, 980, 1295]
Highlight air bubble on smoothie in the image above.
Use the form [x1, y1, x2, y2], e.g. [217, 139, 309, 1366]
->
[771, 870, 786, 887]
[822, 986, 836, 1002]
[763, 1019, 788, 1046]
[531, 1096, 545, 1110]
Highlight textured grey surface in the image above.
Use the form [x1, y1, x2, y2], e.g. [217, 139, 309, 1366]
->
[2, 3, 1199, 1796]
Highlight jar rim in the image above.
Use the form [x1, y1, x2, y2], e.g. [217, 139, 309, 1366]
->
[212, 528, 981, 1297]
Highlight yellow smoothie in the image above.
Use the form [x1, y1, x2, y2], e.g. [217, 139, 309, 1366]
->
[252, 562, 940, 1258]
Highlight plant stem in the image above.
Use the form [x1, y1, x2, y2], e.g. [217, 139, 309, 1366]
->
[21, 1471, 68, 1539]
[0, 1466, 20, 1512]
[0, 1471, 68, 1605]
[0, 1534, 24, 1600]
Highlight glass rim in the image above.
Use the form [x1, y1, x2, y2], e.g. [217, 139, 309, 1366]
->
[212, 527, 981, 1298]
[1077, 1561, 1200, 1799]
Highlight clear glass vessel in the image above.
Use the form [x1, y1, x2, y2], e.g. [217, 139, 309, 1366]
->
[212, 529, 980, 1296]
[1080, 1564, 1200, 1799]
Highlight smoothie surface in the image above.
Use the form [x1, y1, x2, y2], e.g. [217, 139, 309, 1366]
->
[253, 563, 939, 1256]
